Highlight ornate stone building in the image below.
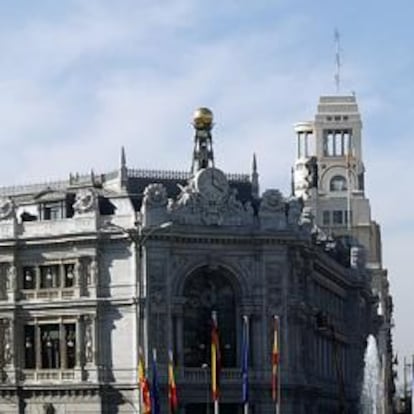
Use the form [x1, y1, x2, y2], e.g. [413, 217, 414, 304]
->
[0, 105, 375, 413]
[292, 95, 394, 412]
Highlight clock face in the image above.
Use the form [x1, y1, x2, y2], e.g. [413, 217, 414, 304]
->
[195, 168, 229, 200]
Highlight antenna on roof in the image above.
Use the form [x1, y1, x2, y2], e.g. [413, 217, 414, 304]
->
[334, 28, 341, 94]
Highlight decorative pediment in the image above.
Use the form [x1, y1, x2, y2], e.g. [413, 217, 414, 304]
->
[34, 188, 67, 202]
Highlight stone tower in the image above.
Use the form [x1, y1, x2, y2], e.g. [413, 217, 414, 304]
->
[293, 94, 395, 412]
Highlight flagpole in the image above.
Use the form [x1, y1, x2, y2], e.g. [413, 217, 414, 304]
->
[272, 315, 281, 414]
[211, 311, 220, 414]
[242, 315, 249, 414]
[411, 354, 414, 414]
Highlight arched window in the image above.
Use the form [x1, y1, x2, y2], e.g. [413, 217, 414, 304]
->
[330, 175, 347, 192]
[182, 266, 237, 368]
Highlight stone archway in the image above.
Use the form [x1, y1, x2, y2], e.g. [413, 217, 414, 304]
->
[182, 266, 238, 368]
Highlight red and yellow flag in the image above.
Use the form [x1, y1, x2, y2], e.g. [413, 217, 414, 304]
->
[138, 348, 151, 414]
[272, 316, 280, 403]
[168, 350, 178, 414]
[211, 311, 221, 402]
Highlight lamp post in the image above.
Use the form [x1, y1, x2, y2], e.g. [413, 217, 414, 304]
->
[202, 363, 210, 414]
[102, 219, 172, 412]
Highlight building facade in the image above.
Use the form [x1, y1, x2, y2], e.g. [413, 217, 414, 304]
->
[0, 104, 376, 413]
[292, 95, 394, 412]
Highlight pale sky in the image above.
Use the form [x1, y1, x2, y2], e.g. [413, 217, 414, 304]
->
[0, 1, 412, 380]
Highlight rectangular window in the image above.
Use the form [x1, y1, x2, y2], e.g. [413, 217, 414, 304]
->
[332, 210, 343, 225]
[323, 130, 335, 156]
[28, 323, 77, 369]
[23, 266, 36, 290]
[24, 325, 35, 369]
[322, 211, 330, 226]
[41, 324, 60, 368]
[65, 324, 76, 368]
[40, 265, 60, 289]
[41, 201, 64, 220]
[64, 264, 75, 288]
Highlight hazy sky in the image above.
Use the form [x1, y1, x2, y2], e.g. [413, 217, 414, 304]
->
[0, 1, 412, 378]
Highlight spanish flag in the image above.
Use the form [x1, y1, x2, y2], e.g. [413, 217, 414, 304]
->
[168, 350, 178, 414]
[272, 316, 280, 404]
[138, 347, 151, 414]
[211, 311, 221, 402]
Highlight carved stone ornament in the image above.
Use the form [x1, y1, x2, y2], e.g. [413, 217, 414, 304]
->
[143, 183, 168, 207]
[87, 258, 97, 285]
[167, 171, 254, 227]
[2, 319, 12, 365]
[6, 265, 16, 291]
[73, 189, 96, 214]
[260, 189, 284, 213]
[299, 206, 314, 231]
[0, 197, 14, 220]
[287, 197, 302, 228]
[259, 189, 287, 230]
[84, 316, 94, 363]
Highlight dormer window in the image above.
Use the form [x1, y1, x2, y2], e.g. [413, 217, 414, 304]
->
[35, 191, 75, 221]
[330, 176, 347, 192]
[42, 201, 64, 220]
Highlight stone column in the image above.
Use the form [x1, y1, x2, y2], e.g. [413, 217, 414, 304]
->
[6, 264, 17, 302]
[35, 324, 41, 370]
[35, 267, 41, 291]
[59, 322, 66, 369]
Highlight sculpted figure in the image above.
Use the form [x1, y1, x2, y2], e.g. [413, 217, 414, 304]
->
[142, 183, 168, 208]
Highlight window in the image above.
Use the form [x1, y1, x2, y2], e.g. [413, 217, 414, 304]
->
[24, 325, 35, 368]
[322, 211, 330, 225]
[40, 265, 60, 289]
[333, 210, 343, 225]
[323, 129, 352, 157]
[42, 201, 64, 220]
[64, 264, 75, 288]
[24, 323, 77, 369]
[21, 263, 78, 294]
[23, 266, 36, 290]
[330, 176, 347, 192]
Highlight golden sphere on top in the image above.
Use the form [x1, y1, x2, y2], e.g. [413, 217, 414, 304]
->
[193, 107, 213, 129]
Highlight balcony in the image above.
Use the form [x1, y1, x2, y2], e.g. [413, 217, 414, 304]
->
[22, 217, 97, 238]
[21, 369, 82, 383]
[21, 288, 76, 301]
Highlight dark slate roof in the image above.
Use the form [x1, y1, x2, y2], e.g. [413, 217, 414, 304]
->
[125, 169, 253, 211]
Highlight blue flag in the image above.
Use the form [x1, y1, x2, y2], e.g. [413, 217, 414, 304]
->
[241, 316, 249, 405]
[151, 349, 160, 414]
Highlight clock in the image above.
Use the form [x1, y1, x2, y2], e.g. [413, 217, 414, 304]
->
[195, 167, 229, 200]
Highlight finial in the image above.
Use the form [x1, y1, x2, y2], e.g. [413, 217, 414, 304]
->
[191, 107, 215, 172]
[121, 146, 126, 168]
[192, 107, 214, 130]
[251, 153, 259, 199]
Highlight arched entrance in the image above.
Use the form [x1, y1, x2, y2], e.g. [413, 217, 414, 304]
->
[182, 266, 238, 368]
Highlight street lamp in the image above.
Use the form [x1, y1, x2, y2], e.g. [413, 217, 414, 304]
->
[201, 363, 210, 414]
